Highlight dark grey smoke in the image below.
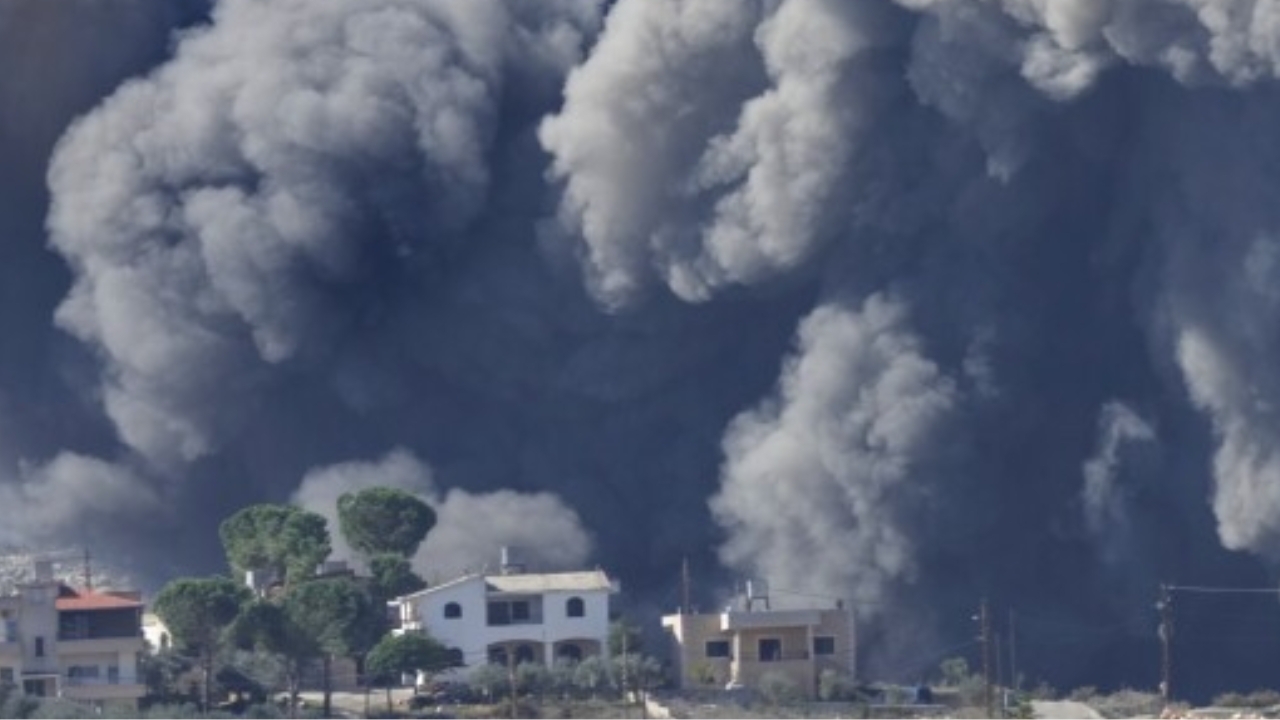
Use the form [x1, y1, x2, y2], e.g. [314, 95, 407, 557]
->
[7, 0, 1280, 701]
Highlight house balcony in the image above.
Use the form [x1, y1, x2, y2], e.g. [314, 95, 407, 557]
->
[720, 610, 822, 631]
[62, 675, 145, 702]
[57, 636, 144, 656]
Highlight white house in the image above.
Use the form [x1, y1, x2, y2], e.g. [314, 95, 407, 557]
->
[391, 561, 617, 674]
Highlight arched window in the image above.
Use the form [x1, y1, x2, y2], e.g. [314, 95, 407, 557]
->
[566, 596, 585, 618]
[556, 644, 582, 663]
[515, 644, 535, 665]
[444, 602, 462, 619]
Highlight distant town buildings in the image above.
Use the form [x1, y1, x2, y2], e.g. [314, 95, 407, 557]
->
[0, 561, 145, 709]
[662, 581, 855, 699]
[390, 548, 617, 678]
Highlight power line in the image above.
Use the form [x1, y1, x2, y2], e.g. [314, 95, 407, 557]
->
[1167, 585, 1280, 595]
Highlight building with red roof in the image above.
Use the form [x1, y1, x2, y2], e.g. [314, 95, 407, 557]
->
[0, 561, 145, 709]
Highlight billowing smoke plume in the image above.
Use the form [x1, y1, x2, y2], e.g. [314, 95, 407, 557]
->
[541, 0, 901, 305]
[12, 0, 1280, 698]
[1082, 402, 1158, 567]
[291, 449, 592, 580]
[712, 296, 958, 612]
[47, 0, 604, 468]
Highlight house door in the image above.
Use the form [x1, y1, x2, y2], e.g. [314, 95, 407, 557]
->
[23, 679, 48, 697]
[758, 638, 782, 662]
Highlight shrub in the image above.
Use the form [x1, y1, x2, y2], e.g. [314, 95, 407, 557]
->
[757, 671, 803, 706]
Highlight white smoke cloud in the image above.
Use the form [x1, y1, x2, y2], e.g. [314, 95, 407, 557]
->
[1081, 401, 1157, 565]
[897, 0, 1280, 94]
[46, 0, 603, 467]
[291, 449, 592, 580]
[422, 489, 594, 581]
[0, 453, 159, 546]
[710, 295, 958, 612]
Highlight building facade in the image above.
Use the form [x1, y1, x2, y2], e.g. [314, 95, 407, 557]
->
[662, 593, 855, 699]
[392, 567, 616, 674]
[0, 564, 145, 708]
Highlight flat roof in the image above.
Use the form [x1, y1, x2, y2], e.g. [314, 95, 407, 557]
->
[486, 570, 614, 594]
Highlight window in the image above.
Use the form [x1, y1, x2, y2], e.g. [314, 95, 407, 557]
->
[705, 640, 731, 659]
[487, 602, 510, 626]
[813, 636, 836, 656]
[0, 668, 14, 684]
[511, 601, 530, 622]
[515, 644, 535, 665]
[34, 637, 44, 658]
[444, 602, 462, 619]
[566, 597, 585, 618]
[758, 638, 781, 662]
[447, 648, 464, 666]
[487, 598, 540, 626]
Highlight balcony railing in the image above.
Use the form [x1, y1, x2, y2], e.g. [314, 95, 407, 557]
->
[65, 675, 141, 687]
[734, 650, 812, 663]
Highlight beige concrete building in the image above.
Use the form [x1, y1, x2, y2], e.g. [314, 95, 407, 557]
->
[0, 564, 145, 709]
[662, 589, 854, 699]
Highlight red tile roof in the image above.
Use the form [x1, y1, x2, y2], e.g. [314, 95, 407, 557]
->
[55, 588, 143, 611]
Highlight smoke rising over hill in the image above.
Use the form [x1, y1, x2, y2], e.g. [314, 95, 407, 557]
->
[7, 0, 1280, 697]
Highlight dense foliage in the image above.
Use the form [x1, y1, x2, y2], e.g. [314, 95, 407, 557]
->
[336, 487, 435, 559]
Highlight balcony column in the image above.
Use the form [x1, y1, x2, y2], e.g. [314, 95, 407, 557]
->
[730, 632, 742, 686]
[806, 623, 816, 697]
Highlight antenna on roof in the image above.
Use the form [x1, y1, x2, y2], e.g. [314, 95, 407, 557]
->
[82, 547, 93, 591]
[681, 557, 691, 615]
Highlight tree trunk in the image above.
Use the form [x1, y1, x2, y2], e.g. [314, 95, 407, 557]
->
[287, 668, 300, 720]
[386, 684, 393, 716]
[323, 654, 333, 718]
[202, 653, 213, 713]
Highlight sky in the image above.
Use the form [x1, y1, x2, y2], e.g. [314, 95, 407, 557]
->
[6, 0, 1280, 700]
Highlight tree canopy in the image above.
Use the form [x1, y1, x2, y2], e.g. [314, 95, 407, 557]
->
[219, 503, 331, 585]
[369, 553, 427, 601]
[152, 576, 247, 710]
[365, 632, 454, 683]
[153, 576, 246, 655]
[282, 576, 381, 659]
[337, 486, 436, 558]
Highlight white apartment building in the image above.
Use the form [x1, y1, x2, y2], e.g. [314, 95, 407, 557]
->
[391, 557, 617, 674]
[0, 563, 145, 709]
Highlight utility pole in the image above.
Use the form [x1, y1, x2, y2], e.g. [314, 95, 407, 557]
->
[1008, 609, 1018, 692]
[681, 557, 691, 615]
[507, 650, 517, 720]
[977, 598, 994, 718]
[995, 631, 1004, 694]
[1157, 584, 1173, 706]
[622, 626, 630, 718]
